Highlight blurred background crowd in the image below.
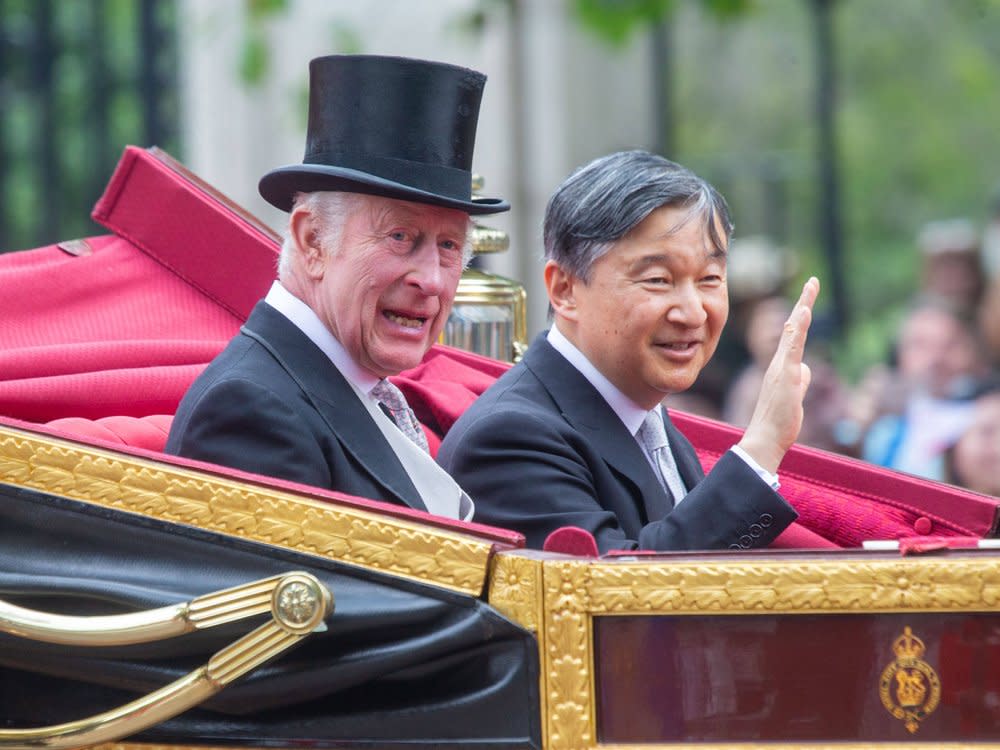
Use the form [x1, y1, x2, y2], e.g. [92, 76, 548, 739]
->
[693, 214, 1000, 499]
[2, 0, 999, 497]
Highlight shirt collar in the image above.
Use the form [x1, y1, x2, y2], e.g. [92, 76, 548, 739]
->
[263, 280, 380, 395]
[546, 324, 653, 436]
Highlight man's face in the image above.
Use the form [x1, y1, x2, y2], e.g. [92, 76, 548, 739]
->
[311, 195, 469, 378]
[746, 297, 792, 366]
[953, 393, 1000, 496]
[897, 307, 978, 397]
[557, 204, 729, 409]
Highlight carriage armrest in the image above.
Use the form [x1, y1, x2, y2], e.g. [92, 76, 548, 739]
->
[542, 521, 840, 557]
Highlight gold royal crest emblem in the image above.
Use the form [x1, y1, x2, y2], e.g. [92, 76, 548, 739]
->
[879, 626, 941, 733]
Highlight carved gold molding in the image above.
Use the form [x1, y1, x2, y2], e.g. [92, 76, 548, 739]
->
[489, 550, 548, 747]
[585, 556, 1000, 614]
[488, 551, 545, 632]
[541, 560, 593, 750]
[0, 425, 494, 596]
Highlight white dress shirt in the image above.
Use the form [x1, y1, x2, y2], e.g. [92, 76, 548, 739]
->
[265, 281, 379, 396]
[546, 325, 779, 493]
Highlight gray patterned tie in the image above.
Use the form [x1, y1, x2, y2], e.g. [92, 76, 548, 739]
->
[638, 409, 687, 507]
[371, 379, 430, 453]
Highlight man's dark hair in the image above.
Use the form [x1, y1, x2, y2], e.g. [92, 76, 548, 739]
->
[543, 149, 733, 281]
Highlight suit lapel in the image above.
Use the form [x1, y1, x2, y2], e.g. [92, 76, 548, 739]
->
[240, 302, 426, 511]
[522, 335, 671, 522]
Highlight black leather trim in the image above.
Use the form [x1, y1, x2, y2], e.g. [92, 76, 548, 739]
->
[0, 484, 541, 748]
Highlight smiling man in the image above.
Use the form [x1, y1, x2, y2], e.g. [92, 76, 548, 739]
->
[166, 55, 507, 519]
[438, 150, 819, 550]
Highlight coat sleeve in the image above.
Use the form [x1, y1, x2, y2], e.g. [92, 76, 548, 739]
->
[439, 407, 797, 553]
[636, 449, 798, 552]
[165, 376, 333, 489]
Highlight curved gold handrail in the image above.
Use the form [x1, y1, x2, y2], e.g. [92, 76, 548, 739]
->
[0, 571, 334, 750]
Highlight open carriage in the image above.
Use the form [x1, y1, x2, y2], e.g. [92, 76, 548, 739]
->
[2, 147, 1000, 749]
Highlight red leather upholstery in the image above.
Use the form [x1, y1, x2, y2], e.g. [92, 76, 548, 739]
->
[0, 147, 279, 423]
[45, 414, 173, 452]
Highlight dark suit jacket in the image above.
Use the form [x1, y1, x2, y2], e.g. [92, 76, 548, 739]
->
[437, 334, 797, 552]
[166, 301, 426, 511]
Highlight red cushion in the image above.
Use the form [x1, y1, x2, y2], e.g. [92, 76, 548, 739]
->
[543, 526, 600, 557]
[45, 414, 174, 452]
[770, 520, 840, 549]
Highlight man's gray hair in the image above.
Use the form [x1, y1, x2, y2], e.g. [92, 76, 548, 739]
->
[277, 191, 475, 277]
[543, 149, 733, 282]
[277, 191, 361, 278]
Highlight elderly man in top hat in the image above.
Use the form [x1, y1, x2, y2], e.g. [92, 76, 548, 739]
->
[166, 55, 506, 520]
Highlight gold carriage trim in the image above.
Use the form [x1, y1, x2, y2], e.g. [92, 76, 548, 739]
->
[0, 424, 495, 596]
[527, 555, 1000, 750]
[582, 556, 1000, 614]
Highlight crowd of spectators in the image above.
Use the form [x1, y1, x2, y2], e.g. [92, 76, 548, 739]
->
[716, 211, 1000, 498]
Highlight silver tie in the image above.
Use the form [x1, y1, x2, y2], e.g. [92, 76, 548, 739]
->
[371, 379, 430, 453]
[638, 409, 687, 506]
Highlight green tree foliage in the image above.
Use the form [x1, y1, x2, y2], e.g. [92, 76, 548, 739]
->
[1, 0, 179, 252]
[832, 0, 1000, 373]
[239, 0, 288, 86]
[573, 0, 752, 44]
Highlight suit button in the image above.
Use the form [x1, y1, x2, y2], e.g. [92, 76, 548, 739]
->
[729, 543, 742, 550]
[749, 523, 763, 538]
[914, 516, 932, 535]
[739, 534, 753, 548]
[760, 513, 773, 527]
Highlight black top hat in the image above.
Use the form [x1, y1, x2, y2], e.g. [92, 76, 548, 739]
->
[259, 55, 508, 215]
